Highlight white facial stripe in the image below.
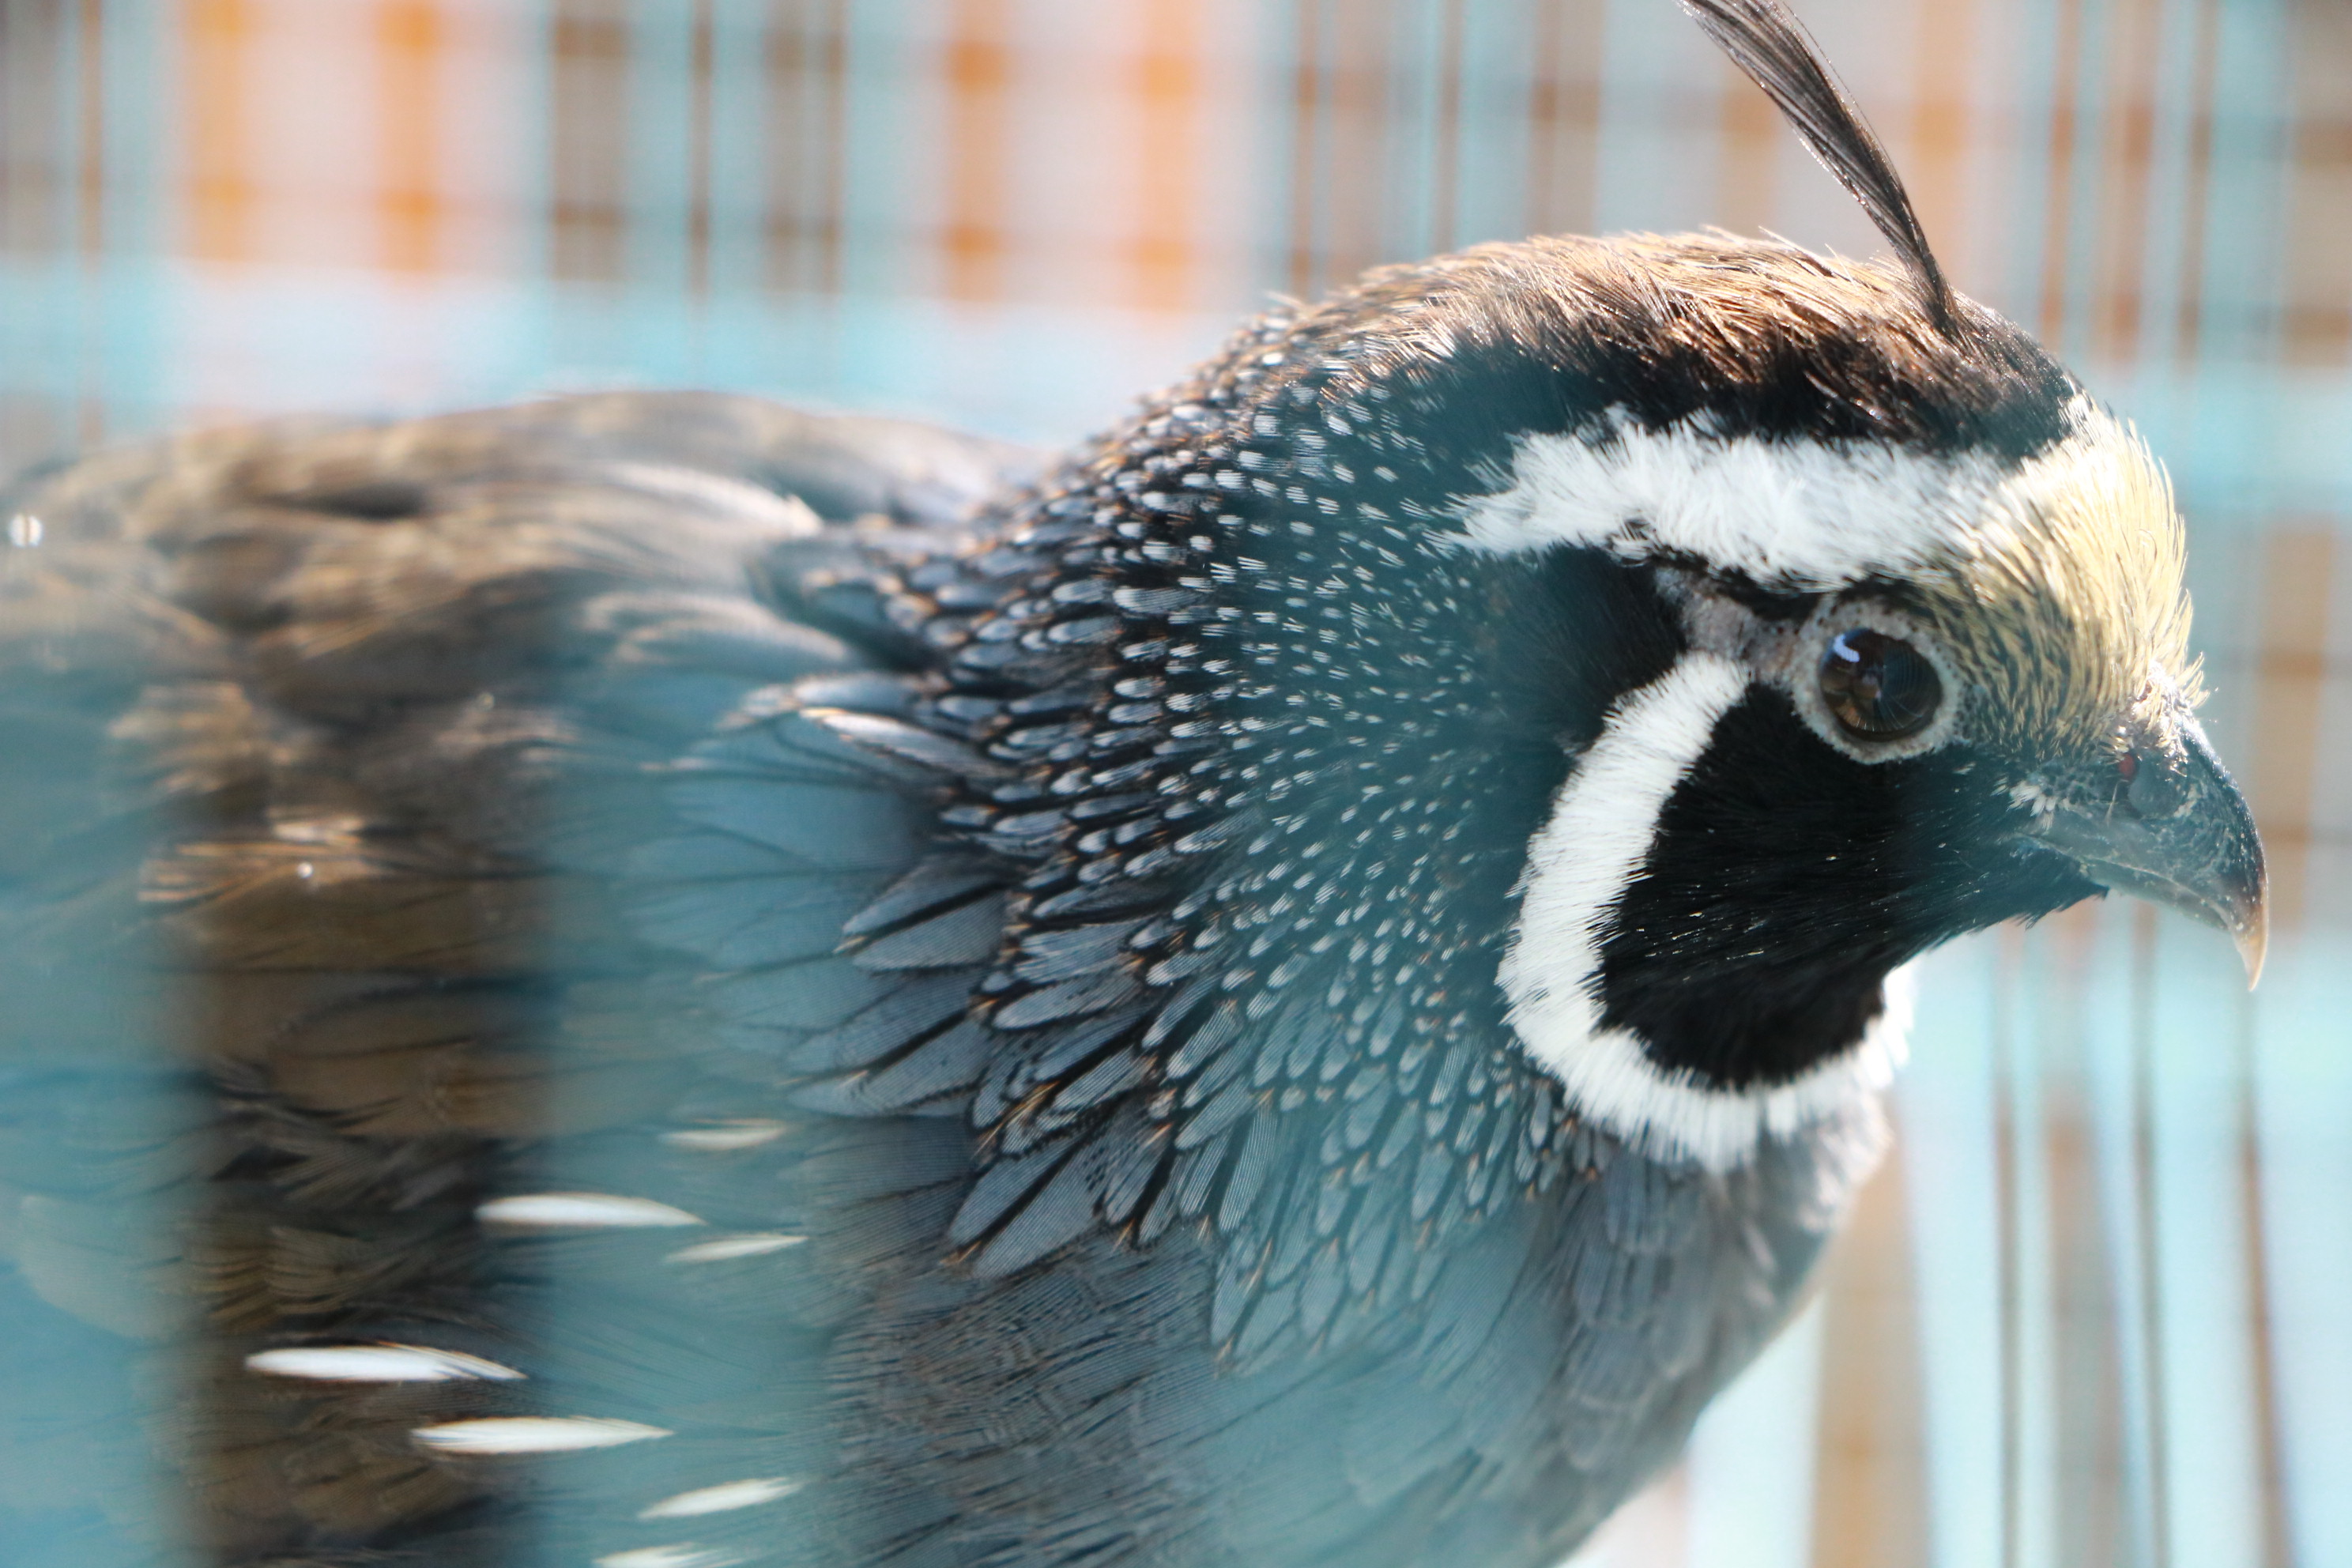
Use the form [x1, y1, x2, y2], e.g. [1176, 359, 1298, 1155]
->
[1499, 651, 1906, 1170]
[1503, 651, 1751, 1031]
[1453, 409, 2039, 585]
[1449, 394, 2182, 592]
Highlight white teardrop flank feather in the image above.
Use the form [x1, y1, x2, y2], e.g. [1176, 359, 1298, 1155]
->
[595, 1547, 746, 1568]
[476, 1193, 706, 1229]
[1499, 652, 1908, 1171]
[411, 1416, 673, 1454]
[660, 1120, 789, 1152]
[665, 1232, 806, 1265]
[639, 1476, 806, 1520]
[246, 1344, 523, 1382]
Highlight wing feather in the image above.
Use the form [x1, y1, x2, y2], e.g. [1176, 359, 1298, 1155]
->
[0, 394, 1032, 1563]
[0, 383, 1875, 1568]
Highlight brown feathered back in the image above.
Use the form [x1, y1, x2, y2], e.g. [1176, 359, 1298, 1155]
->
[0, 394, 1029, 1562]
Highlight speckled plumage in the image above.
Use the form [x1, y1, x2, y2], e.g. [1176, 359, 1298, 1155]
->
[0, 375, 1882, 1567]
[0, 2, 2263, 1562]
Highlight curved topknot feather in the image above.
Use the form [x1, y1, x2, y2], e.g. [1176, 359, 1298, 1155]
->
[1679, 0, 1959, 334]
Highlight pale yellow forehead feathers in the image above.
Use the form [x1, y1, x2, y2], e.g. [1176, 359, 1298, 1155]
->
[1914, 401, 2196, 754]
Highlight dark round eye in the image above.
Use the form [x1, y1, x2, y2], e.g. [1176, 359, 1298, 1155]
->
[1819, 628, 1943, 741]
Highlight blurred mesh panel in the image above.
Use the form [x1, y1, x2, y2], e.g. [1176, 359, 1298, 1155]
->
[0, 2, 2347, 1566]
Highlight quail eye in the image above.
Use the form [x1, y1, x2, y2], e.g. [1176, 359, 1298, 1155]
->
[1819, 628, 1943, 741]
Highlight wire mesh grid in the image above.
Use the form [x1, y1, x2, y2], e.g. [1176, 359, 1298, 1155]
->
[0, 2, 2346, 1565]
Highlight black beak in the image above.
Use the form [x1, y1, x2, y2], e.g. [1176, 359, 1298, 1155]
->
[2026, 718, 2269, 984]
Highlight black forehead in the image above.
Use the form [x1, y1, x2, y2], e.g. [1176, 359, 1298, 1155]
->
[1243, 233, 2079, 469]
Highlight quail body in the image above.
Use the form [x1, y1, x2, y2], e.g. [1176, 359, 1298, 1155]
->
[0, 4, 2264, 1566]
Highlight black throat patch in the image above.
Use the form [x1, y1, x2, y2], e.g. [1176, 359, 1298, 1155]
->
[1594, 689, 2102, 1089]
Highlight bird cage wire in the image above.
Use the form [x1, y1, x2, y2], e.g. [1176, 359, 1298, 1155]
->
[0, 1, 2346, 1566]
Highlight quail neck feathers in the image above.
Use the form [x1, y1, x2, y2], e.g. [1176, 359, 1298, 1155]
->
[0, 2, 2263, 1566]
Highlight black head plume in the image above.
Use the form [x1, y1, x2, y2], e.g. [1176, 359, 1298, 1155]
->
[1679, 0, 1959, 334]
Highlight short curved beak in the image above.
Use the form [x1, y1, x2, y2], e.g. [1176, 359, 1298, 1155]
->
[2027, 721, 2269, 985]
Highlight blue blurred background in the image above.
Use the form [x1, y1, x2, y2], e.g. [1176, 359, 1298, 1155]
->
[0, 2, 2346, 1565]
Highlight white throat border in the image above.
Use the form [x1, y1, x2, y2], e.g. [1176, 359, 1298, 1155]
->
[1498, 652, 1909, 1171]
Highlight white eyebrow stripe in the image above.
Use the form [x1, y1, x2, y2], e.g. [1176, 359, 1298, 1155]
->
[411, 1417, 673, 1454]
[476, 1193, 706, 1229]
[638, 1476, 805, 1519]
[1451, 409, 2012, 585]
[246, 1344, 523, 1382]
